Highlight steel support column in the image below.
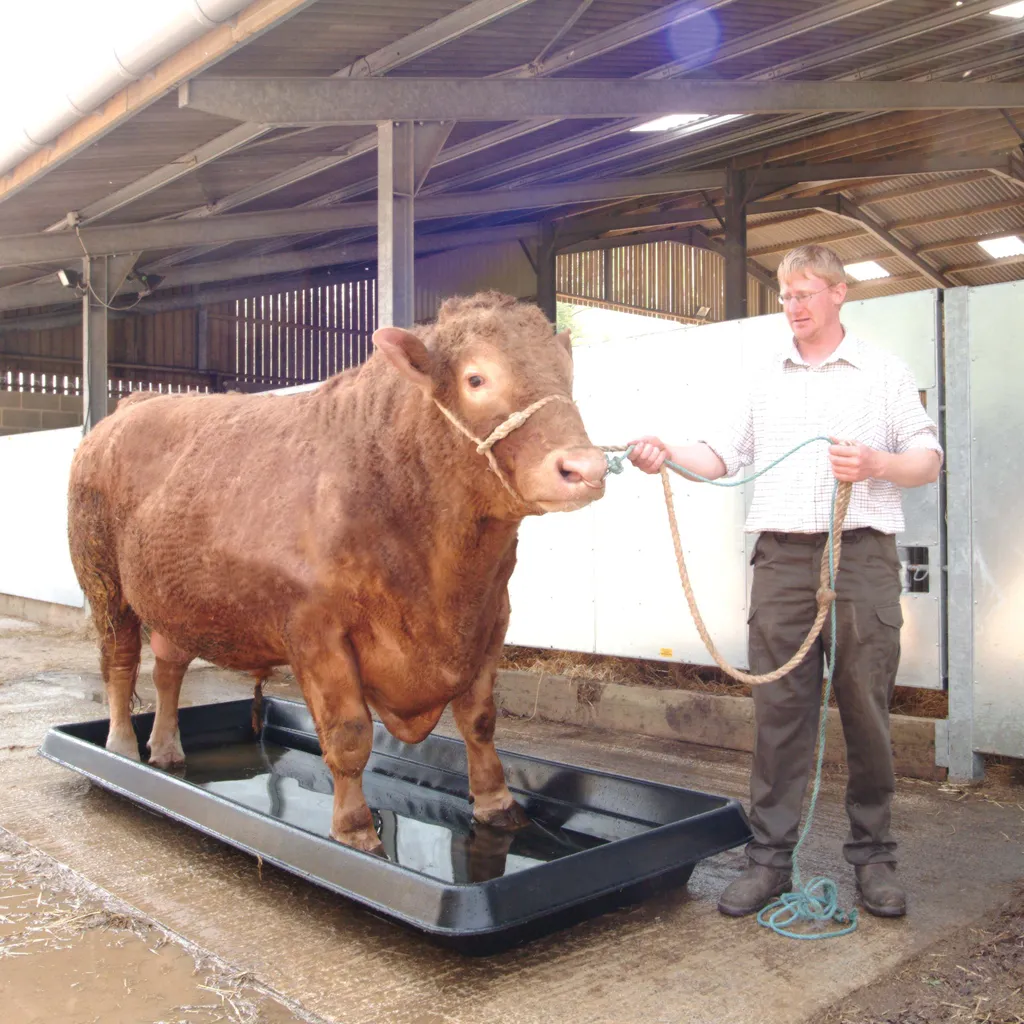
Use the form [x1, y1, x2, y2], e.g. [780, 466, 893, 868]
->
[942, 288, 985, 783]
[197, 305, 210, 372]
[81, 254, 138, 432]
[377, 121, 416, 328]
[81, 258, 110, 433]
[536, 222, 558, 323]
[724, 169, 748, 321]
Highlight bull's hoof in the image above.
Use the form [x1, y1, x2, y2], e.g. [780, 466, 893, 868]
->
[331, 827, 386, 856]
[148, 748, 186, 770]
[473, 800, 530, 831]
[148, 734, 186, 769]
[105, 731, 141, 761]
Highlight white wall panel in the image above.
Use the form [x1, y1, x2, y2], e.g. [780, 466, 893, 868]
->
[0, 427, 83, 607]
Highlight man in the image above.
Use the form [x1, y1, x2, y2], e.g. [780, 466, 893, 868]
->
[628, 244, 942, 919]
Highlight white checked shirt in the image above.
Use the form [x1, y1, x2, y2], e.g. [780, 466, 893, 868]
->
[701, 330, 943, 535]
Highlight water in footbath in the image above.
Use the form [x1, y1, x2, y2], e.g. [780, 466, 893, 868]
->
[179, 741, 612, 883]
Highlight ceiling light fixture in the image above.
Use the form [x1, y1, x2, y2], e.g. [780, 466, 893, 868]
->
[56, 268, 83, 290]
[990, 1, 1024, 17]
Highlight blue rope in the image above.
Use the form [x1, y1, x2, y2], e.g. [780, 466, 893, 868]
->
[607, 437, 858, 940]
[604, 435, 832, 485]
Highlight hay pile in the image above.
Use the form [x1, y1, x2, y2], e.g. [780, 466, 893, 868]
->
[499, 645, 949, 719]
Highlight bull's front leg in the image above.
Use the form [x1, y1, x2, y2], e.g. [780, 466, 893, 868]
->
[452, 595, 529, 831]
[288, 626, 381, 854]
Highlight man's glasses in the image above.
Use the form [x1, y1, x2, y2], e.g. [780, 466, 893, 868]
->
[778, 285, 833, 306]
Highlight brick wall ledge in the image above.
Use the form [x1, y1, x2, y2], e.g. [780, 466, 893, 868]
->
[494, 669, 945, 782]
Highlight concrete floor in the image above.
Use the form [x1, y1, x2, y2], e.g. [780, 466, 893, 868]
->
[1, 617, 1022, 1024]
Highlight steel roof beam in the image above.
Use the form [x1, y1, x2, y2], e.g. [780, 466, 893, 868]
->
[0, 222, 542, 313]
[0, 267, 377, 331]
[750, 153, 1016, 184]
[557, 227, 705, 254]
[339, 0, 538, 78]
[835, 197, 952, 288]
[555, 196, 844, 238]
[0, 174, 713, 267]
[179, 78, 1024, 123]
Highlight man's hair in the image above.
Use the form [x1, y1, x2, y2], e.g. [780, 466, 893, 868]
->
[777, 244, 847, 287]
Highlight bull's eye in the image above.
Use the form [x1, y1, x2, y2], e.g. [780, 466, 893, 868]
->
[467, 374, 485, 389]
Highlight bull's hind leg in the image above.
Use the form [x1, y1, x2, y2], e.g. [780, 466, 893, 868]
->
[70, 488, 142, 759]
[452, 598, 529, 830]
[147, 632, 193, 769]
[98, 610, 143, 761]
[288, 627, 382, 854]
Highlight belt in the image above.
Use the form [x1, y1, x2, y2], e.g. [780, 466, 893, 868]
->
[765, 527, 882, 545]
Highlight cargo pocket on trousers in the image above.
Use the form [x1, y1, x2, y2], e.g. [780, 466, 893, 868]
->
[875, 604, 903, 630]
[871, 603, 903, 688]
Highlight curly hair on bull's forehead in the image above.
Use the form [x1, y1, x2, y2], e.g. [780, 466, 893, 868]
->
[433, 291, 554, 349]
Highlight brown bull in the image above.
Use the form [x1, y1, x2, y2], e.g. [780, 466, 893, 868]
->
[67, 292, 607, 853]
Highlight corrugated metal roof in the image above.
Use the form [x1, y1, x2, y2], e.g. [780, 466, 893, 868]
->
[0, 0, 1020, 312]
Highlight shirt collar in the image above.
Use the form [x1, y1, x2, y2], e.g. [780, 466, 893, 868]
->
[780, 328, 863, 369]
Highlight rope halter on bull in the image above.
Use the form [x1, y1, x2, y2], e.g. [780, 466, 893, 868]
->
[432, 394, 576, 510]
[604, 438, 858, 940]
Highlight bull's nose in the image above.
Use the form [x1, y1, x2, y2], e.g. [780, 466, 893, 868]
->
[556, 449, 608, 488]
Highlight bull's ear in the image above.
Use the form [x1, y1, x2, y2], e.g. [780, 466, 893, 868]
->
[372, 327, 432, 391]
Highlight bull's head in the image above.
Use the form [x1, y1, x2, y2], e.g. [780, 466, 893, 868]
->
[372, 292, 607, 514]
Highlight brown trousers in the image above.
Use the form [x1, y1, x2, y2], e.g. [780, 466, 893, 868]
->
[746, 528, 903, 869]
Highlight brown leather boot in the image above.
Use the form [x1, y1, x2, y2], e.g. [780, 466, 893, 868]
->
[717, 864, 792, 917]
[855, 863, 906, 918]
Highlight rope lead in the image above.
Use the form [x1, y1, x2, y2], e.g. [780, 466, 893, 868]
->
[606, 437, 858, 939]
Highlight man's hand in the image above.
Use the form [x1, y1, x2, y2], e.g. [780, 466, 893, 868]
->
[829, 438, 883, 483]
[627, 436, 669, 475]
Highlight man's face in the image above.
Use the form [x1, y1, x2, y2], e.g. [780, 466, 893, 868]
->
[778, 271, 846, 343]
